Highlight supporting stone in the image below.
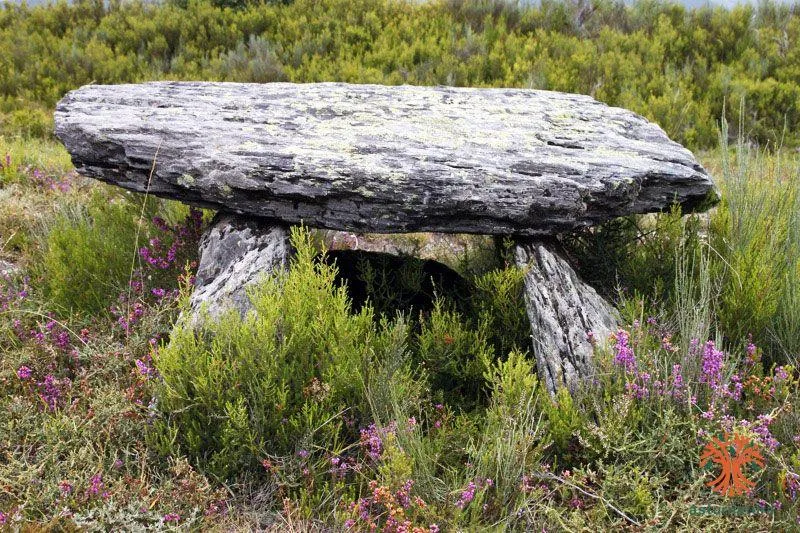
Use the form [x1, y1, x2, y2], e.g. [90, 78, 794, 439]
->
[514, 240, 618, 395]
[189, 213, 292, 324]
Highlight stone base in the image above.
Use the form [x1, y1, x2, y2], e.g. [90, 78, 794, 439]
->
[514, 240, 618, 395]
[189, 213, 292, 324]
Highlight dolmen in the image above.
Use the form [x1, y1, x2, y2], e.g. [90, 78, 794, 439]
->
[54, 82, 718, 394]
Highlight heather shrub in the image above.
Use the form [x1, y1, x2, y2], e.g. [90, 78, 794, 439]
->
[566, 128, 800, 370]
[708, 128, 800, 365]
[3, 139, 800, 528]
[40, 191, 193, 316]
[415, 300, 494, 408]
[471, 262, 530, 358]
[217, 35, 288, 83]
[563, 205, 703, 305]
[467, 350, 545, 519]
[41, 192, 143, 314]
[542, 386, 586, 462]
[4, 0, 800, 148]
[5, 107, 53, 139]
[152, 227, 408, 479]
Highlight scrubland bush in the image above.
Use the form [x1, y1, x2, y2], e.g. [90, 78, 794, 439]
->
[3, 0, 800, 147]
[709, 124, 800, 366]
[565, 124, 800, 371]
[2, 0, 800, 528]
[153, 228, 401, 478]
[39, 191, 196, 316]
[41, 192, 143, 314]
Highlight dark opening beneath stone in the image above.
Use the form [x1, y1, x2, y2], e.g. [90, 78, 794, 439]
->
[321, 250, 472, 318]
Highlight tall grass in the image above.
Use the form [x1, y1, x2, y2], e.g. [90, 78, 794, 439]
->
[708, 121, 800, 365]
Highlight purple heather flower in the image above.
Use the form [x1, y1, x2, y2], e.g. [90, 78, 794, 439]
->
[569, 496, 585, 509]
[360, 423, 394, 460]
[727, 374, 743, 401]
[38, 374, 69, 411]
[700, 340, 724, 388]
[396, 479, 414, 509]
[661, 336, 677, 353]
[775, 366, 789, 382]
[612, 330, 636, 372]
[754, 415, 780, 451]
[456, 481, 477, 509]
[16, 366, 32, 380]
[163, 513, 180, 523]
[53, 330, 70, 351]
[784, 472, 799, 500]
[87, 473, 104, 497]
[626, 380, 648, 399]
[135, 359, 153, 377]
[670, 364, 684, 390]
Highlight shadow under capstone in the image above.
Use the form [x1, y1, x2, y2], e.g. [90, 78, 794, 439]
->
[320, 249, 473, 318]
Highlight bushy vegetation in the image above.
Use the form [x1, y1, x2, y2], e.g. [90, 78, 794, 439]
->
[4, 0, 800, 148]
[2, 0, 800, 529]
[1, 133, 800, 529]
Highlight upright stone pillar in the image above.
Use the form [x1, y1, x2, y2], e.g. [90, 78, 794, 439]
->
[514, 240, 618, 394]
[189, 213, 292, 324]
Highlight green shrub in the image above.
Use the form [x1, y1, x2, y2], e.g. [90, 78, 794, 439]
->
[41, 192, 142, 314]
[415, 300, 494, 408]
[217, 35, 287, 83]
[543, 387, 586, 463]
[3, 0, 800, 148]
[468, 350, 545, 519]
[472, 262, 530, 358]
[708, 125, 800, 364]
[563, 206, 702, 307]
[4, 108, 53, 139]
[152, 227, 408, 479]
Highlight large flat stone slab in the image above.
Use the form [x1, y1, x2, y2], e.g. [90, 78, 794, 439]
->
[55, 82, 717, 236]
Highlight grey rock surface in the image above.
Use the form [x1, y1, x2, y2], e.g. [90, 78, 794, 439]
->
[514, 240, 618, 394]
[55, 81, 717, 236]
[190, 213, 292, 322]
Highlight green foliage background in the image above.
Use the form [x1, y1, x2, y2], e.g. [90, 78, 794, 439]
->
[2, 1, 800, 529]
[3, 0, 800, 148]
